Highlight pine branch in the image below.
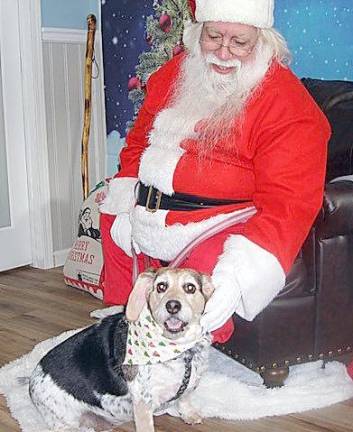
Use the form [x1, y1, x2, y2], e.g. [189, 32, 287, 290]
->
[127, 0, 192, 129]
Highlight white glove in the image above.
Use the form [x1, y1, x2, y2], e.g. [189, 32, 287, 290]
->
[110, 213, 140, 257]
[200, 277, 241, 333]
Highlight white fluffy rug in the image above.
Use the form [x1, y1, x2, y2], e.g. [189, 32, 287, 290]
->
[1, 325, 353, 432]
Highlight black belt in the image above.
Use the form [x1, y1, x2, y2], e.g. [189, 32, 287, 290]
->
[136, 183, 251, 212]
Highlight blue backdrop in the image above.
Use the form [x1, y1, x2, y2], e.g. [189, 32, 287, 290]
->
[101, 0, 353, 175]
[275, 1, 353, 80]
[102, 0, 153, 137]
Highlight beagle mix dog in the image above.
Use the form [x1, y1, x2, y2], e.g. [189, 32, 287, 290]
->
[29, 268, 214, 432]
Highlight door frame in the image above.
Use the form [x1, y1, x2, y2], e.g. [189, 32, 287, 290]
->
[0, 0, 33, 270]
[17, 0, 55, 268]
[14, 1, 105, 270]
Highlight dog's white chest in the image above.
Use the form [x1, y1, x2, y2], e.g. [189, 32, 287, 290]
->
[127, 344, 209, 410]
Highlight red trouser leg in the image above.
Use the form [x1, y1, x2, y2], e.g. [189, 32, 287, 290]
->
[100, 213, 133, 305]
[100, 212, 161, 305]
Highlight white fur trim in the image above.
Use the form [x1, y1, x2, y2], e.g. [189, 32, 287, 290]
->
[139, 105, 193, 194]
[139, 147, 184, 195]
[131, 206, 253, 262]
[99, 177, 138, 215]
[195, 0, 274, 28]
[212, 235, 285, 321]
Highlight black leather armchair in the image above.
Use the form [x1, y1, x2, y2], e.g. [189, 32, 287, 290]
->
[216, 78, 353, 387]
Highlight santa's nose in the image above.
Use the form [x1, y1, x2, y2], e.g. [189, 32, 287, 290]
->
[215, 44, 234, 61]
[166, 300, 181, 314]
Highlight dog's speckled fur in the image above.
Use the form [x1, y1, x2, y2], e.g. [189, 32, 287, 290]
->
[29, 268, 214, 432]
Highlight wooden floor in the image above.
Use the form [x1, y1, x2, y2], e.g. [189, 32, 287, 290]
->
[1, 266, 353, 432]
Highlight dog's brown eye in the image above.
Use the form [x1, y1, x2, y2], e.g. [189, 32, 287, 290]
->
[184, 283, 196, 294]
[156, 282, 168, 293]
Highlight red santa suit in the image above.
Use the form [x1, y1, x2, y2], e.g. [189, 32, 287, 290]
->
[100, 52, 330, 341]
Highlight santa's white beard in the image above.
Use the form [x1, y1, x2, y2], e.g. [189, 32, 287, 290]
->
[195, 54, 243, 101]
[149, 33, 274, 157]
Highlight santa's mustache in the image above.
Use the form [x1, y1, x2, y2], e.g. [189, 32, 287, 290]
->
[204, 53, 242, 70]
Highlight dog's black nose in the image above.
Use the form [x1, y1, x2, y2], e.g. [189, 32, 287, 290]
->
[166, 300, 181, 314]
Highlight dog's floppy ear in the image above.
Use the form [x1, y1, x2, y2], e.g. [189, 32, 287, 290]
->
[125, 268, 156, 322]
[201, 274, 215, 300]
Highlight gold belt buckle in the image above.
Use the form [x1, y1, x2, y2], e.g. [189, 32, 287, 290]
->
[146, 186, 162, 213]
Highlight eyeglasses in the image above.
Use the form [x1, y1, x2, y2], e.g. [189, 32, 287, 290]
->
[200, 35, 256, 57]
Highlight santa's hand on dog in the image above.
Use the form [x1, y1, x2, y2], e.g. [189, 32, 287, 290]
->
[200, 277, 241, 333]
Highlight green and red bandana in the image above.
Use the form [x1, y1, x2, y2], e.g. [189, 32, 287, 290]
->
[123, 306, 207, 366]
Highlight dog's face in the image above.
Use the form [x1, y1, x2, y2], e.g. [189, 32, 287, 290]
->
[148, 268, 213, 339]
[126, 268, 214, 340]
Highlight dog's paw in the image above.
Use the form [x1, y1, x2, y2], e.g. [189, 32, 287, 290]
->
[90, 305, 124, 320]
[181, 412, 203, 425]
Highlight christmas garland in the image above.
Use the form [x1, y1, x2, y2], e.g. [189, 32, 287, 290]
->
[127, 0, 192, 127]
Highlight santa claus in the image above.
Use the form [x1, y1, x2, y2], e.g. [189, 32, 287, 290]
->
[99, 0, 330, 342]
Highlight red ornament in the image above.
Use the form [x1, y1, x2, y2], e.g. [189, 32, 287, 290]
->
[159, 13, 172, 33]
[146, 34, 153, 46]
[127, 76, 141, 91]
[172, 44, 184, 57]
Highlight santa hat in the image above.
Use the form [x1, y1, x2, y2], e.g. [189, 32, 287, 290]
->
[188, 0, 274, 29]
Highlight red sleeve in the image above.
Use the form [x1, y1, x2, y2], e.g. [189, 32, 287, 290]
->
[116, 103, 155, 179]
[115, 54, 185, 180]
[240, 90, 331, 273]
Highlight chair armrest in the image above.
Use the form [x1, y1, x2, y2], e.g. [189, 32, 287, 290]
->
[315, 180, 353, 239]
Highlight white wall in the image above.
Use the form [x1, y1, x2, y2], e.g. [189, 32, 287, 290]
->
[40, 1, 106, 266]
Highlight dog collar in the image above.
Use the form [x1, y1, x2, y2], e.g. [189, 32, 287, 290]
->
[123, 306, 206, 366]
